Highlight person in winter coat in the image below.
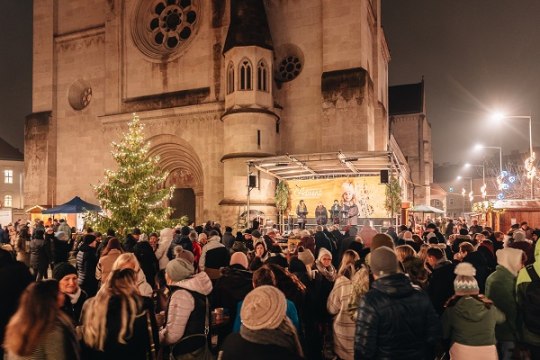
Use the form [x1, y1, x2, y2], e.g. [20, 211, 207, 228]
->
[76, 234, 99, 297]
[355, 246, 441, 359]
[4, 280, 80, 360]
[219, 286, 304, 360]
[327, 250, 360, 359]
[133, 238, 159, 289]
[509, 230, 534, 265]
[485, 247, 524, 360]
[167, 226, 193, 260]
[111, 253, 153, 297]
[155, 228, 173, 271]
[516, 239, 540, 358]
[15, 224, 31, 266]
[222, 226, 235, 250]
[314, 225, 335, 259]
[315, 202, 328, 225]
[53, 231, 71, 264]
[188, 230, 202, 269]
[30, 229, 52, 281]
[0, 249, 33, 359]
[95, 237, 123, 286]
[199, 232, 230, 279]
[53, 262, 88, 326]
[426, 247, 456, 315]
[442, 262, 505, 359]
[211, 252, 253, 340]
[57, 219, 72, 244]
[81, 268, 159, 360]
[159, 257, 213, 359]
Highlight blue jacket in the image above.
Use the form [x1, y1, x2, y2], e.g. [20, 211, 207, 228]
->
[232, 298, 300, 333]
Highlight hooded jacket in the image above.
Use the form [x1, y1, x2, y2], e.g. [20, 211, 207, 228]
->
[159, 271, 213, 345]
[485, 247, 523, 342]
[516, 239, 540, 345]
[442, 296, 505, 346]
[354, 273, 441, 360]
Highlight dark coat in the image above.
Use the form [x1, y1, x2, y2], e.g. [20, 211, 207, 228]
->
[463, 252, 490, 293]
[0, 260, 33, 357]
[133, 241, 159, 289]
[53, 237, 72, 264]
[427, 260, 456, 315]
[220, 333, 303, 360]
[355, 273, 441, 359]
[82, 296, 158, 360]
[30, 237, 52, 270]
[167, 235, 193, 260]
[314, 231, 335, 258]
[61, 289, 88, 326]
[76, 243, 98, 297]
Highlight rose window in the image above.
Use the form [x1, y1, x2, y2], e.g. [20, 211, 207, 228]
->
[278, 56, 303, 82]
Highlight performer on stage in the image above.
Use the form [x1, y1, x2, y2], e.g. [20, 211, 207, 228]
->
[315, 202, 328, 225]
[341, 181, 359, 227]
[330, 200, 341, 225]
[296, 200, 308, 230]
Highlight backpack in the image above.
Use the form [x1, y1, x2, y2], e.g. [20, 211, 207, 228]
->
[524, 264, 540, 334]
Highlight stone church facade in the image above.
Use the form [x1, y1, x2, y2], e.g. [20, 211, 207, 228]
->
[26, 0, 391, 226]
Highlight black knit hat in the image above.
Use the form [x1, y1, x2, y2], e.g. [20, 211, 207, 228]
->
[53, 262, 77, 281]
[181, 226, 191, 236]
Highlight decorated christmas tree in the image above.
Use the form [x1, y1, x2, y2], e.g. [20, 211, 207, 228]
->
[88, 114, 173, 236]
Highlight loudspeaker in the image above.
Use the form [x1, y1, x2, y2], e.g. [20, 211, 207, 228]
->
[380, 170, 389, 184]
[248, 175, 257, 188]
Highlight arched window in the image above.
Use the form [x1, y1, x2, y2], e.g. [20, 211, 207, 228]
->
[257, 60, 268, 92]
[4, 195, 12, 208]
[239, 59, 252, 90]
[227, 62, 234, 94]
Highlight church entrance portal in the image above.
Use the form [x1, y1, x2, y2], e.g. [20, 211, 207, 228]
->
[170, 188, 195, 223]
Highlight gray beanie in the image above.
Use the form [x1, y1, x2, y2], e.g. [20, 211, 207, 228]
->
[165, 258, 194, 282]
[370, 246, 399, 277]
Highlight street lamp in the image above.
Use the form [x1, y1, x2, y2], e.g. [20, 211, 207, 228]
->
[474, 144, 503, 177]
[491, 112, 535, 199]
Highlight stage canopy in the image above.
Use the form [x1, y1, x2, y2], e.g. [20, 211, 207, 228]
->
[42, 196, 101, 214]
[248, 149, 409, 180]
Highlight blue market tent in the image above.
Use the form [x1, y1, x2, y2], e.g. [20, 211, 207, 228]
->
[42, 196, 101, 214]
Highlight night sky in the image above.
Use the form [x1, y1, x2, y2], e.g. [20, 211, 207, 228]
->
[2, 1, 540, 166]
[0, 1, 32, 154]
[382, 0, 540, 165]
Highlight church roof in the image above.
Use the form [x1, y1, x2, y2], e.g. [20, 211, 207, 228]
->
[389, 81, 425, 116]
[0, 137, 23, 161]
[223, 0, 273, 53]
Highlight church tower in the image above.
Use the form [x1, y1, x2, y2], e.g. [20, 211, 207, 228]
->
[221, 0, 279, 222]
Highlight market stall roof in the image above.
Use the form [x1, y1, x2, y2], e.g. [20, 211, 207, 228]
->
[25, 205, 48, 214]
[42, 196, 101, 214]
[248, 142, 409, 181]
[410, 204, 445, 214]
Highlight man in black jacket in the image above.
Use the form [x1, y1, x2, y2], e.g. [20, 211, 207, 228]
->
[355, 246, 441, 359]
[426, 247, 455, 315]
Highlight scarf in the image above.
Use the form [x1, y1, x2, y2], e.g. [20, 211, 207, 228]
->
[240, 317, 303, 357]
[316, 260, 336, 282]
[67, 287, 82, 305]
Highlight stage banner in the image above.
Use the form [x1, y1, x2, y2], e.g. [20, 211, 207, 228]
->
[288, 177, 388, 218]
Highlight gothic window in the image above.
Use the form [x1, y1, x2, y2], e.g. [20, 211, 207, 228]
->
[132, 0, 200, 61]
[257, 60, 268, 92]
[227, 62, 234, 94]
[3, 195, 12, 208]
[278, 56, 302, 82]
[239, 59, 252, 90]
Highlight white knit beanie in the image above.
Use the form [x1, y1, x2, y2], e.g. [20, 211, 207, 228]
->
[454, 262, 479, 295]
[241, 286, 287, 330]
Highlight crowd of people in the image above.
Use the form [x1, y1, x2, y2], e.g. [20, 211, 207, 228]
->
[1, 216, 540, 359]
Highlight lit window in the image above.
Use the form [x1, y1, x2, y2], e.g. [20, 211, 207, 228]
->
[4, 170, 13, 184]
[239, 59, 252, 90]
[227, 62, 234, 94]
[4, 195, 12, 208]
[257, 60, 268, 91]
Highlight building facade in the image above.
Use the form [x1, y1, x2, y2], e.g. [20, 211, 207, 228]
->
[389, 80, 433, 207]
[0, 138, 24, 211]
[26, 0, 391, 226]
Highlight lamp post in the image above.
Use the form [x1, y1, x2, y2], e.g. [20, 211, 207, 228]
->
[491, 113, 535, 199]
[474, 144, 503, 177]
